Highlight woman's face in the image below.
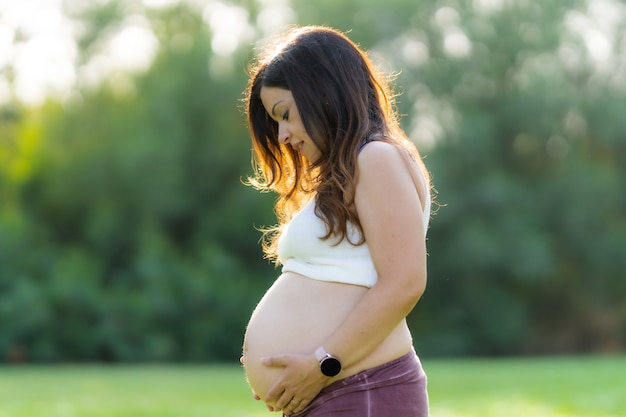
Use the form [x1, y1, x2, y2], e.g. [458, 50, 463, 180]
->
[260, 86, 322, 162]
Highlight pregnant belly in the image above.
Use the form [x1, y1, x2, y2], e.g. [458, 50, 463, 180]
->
[242, 272, 369, 401]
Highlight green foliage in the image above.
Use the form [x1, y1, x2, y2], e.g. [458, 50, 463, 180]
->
[399, 0, 626, 355]
[0, 0, 625, 361]
[0, 2, 275, 362]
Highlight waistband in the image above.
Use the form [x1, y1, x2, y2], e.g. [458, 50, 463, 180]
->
[328, 348, 424, 391]
[289, 349, 426, 416]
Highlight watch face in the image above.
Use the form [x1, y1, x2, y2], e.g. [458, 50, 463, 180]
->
[321, 357, 341, 377]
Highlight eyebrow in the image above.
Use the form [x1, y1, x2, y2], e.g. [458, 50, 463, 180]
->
[271, 100, 283, 117]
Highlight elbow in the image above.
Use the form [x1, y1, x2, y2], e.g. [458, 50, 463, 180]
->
[415, 278, 427, 300]
[393, 269, 427, 308]
[407, 274, 426, 305]
[376, 264, 427, 308]
[405, 263, 427, 299]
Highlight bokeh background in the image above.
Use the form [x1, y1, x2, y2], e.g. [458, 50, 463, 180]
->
[0, 0, 624, 364]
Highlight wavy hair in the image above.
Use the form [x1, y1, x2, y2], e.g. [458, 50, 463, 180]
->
[244, 26, 430, 262]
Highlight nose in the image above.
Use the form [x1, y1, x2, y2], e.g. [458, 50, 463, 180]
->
[277, 123, 290, 144]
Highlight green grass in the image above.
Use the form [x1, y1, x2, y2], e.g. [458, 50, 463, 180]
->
[0, 356, 624, 417]
[426, 356, 626, 417]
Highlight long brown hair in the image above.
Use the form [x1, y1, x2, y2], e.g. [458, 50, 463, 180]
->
[244, 26, 430, 262]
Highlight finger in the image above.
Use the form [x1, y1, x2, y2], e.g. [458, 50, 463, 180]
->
[291, 398, 309, 414]
[264, 384, 285, 408]
[283, 397, 307, 416]
[261, 354, 291, 368]
[282, 400, 297, 415]
[239, 356, 245, 365]
[273, 390, 295, 412]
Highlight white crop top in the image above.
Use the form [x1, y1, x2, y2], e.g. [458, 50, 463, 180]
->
[277, 191, 430, 288]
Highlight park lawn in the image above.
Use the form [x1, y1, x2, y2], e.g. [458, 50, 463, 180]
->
[0, 356, 624, 417]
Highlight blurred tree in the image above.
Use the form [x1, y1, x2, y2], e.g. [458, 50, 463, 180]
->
[0, 0, 624, 361]
[1, 0, 275, 362]
[380, 0, 626, 355]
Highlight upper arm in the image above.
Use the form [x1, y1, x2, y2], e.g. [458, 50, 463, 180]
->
[355, 142, 427, 292]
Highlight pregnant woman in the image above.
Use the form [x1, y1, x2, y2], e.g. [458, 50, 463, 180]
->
[242, 26, 432, 417]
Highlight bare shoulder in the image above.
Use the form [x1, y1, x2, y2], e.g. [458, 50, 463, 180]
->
[357, 140, 407, 170]
[355, 140, 416, 212]
[356, 140, 428, 212]
[357, 140, 413, 182]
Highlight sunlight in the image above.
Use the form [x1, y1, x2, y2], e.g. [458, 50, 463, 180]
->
[202, 1, 253, 57]
[1, 0, 622, 108]
[0, 24, 13, 70]
[0, 0, 76, 105]
[256, 0, 296, 37]
[583, 29, 611, 62]
[402, 37, 429, 67]
[435, 6, 460, 27]
[444, 29, 472, 58]
[13, 34, 77, 106]
[434, 7, 472, 59]
[143, 0, 181, 9]
[472, 0, 505, 14]
[0, 0, 159, 105]
[409, 88, 450, 151]
[108, 20, 159, 72]
[76, 14, 159, 95]
[562, 0, 625, 75]
[0, 24, 13, 104]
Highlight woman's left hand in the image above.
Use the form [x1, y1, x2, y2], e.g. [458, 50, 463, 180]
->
[262, 352, 329, 415]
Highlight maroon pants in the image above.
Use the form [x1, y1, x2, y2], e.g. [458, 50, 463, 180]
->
[287, 350, 428, 417]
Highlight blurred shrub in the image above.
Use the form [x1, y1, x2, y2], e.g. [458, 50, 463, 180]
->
[1, 0, 625, 362]
[0, 3, 275, 362]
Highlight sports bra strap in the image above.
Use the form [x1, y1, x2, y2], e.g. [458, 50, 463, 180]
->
[359, 132, 384, 151]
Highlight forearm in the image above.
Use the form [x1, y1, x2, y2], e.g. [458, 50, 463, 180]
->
[321, 278, 423, 370]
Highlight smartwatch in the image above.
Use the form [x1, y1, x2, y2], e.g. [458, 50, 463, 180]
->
[314, 346, 342, 377]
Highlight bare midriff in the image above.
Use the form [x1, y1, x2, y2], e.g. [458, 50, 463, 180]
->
[242, 271, 413, 403]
